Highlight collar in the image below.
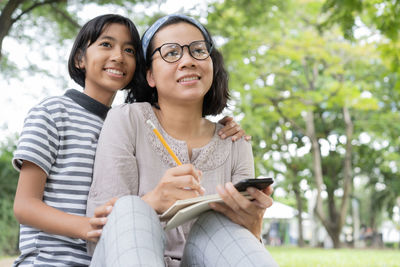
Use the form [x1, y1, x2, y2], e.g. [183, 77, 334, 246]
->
[64, 89, 110, 120]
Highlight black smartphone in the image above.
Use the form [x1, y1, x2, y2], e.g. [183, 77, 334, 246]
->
[234, 178, 274, 192]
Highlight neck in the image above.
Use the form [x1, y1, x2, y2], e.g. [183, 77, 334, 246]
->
[154, 101, 206, 141]
[83, 87, 116, 107]
[154, 100, 215, 158]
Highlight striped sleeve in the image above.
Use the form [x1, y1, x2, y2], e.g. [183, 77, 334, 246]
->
[13, 104, 59, 175]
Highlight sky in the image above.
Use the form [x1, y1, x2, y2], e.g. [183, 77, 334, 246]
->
[0, 0, 214, 143]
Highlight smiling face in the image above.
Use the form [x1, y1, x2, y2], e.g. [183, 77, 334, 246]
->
[146, 22, 213, 108]
[79, 23, 136, 105]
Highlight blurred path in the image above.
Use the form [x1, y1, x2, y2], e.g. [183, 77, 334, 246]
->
[0, 257, 14, 267]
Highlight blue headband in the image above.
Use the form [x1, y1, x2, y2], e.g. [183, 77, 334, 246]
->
[141, 14, 212, 61]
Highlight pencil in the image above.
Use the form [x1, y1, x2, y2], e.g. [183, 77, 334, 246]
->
[146, 119, 182, 166]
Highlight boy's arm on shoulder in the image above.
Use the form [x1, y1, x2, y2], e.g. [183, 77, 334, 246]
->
[14, 161, 91, 240]
[218, 116, 251, 141]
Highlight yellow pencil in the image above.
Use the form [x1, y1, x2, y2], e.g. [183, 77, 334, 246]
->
[146, 119, 182, 166]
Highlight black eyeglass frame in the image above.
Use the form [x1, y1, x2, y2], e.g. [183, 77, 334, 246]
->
[150, 40, 213, 63]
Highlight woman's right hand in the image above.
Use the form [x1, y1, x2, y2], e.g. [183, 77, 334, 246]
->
[142, 164, 205, 214]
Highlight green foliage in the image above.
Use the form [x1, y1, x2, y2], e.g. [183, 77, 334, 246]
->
[0, 0, 398, 252]
[269, 247, 400, 267]
[320, 0, 400, 41]
[0, 137, 19, 256]
[207, 0, 400, 246]
[0, 0, 159, 76]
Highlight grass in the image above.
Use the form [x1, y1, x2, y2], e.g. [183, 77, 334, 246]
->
[268, 246, 400, 267]
[2, 247, 400, 266]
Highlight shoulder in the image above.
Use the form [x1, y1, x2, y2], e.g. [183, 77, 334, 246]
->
[26, 94, 79, 121]
[108, 102, 150, 115]
[22, 95, 71, 128]
[232, 135, 252, 150]
[106, 102, 151, 123]
[215, 123, 253, 155]
[102, 103, 153, 135]
[35, 94, 74, 110]
[215, 122, 251, 146]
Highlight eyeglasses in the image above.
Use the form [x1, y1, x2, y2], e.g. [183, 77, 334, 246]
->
[150, 40, 212, 63]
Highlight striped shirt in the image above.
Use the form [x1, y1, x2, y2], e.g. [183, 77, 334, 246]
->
[12, 89, 109, 266]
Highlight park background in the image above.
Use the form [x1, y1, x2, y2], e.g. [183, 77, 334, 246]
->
[0, 0, 399, 266]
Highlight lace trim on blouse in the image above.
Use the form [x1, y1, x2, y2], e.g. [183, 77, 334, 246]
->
[139, 103, 230, 171]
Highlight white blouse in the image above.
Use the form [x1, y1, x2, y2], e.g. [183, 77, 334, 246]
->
[86, 102, 254, 263]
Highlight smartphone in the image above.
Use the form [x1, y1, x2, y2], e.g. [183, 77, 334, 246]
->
[234, 178, 274, 192]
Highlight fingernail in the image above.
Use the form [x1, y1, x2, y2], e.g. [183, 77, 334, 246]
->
[247, 187, 256, 194]
[106, 206, 112, 212]
[218, 131, 222, 135]
[226, 182, 234, 189]
[217, 184, 225, 194]
[101, 218, 107, 224]
[232, 136, 237, 141]
[221, 134, 226, 139]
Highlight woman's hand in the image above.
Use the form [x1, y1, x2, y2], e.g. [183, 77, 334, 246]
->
[218, 116, 251, 141]
[86, 197, 118, 242]
[142, 164, 205, 214]
[210, 182, 273, 239]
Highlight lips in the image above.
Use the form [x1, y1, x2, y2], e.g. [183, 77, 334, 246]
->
[177, 76, 200, 83]
[104, 68, 125, 76]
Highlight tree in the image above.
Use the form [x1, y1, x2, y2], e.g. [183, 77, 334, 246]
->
[207, 0, 388, 248]
[352, 67, 400, 246]
[319, 0, 400, 80]
[319, 0, 400, 41]
[0, 136, 19, 255]
[0, 0, 157, 71]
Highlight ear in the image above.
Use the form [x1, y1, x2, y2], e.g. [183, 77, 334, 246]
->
[74, 49, 85, 69]
[146, 69, 156, 87]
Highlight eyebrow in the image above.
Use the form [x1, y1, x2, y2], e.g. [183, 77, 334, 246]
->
[98, 35, 134, 46]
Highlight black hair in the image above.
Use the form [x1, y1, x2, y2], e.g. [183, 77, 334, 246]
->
[125, 16, 230, 116]
[68, 14, 144, 91]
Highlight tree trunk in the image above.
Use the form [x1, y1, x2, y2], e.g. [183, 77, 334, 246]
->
[330, 229, 341, 248]
[0, 0, 25, 60]
[340, 106, 353, 229]
[0, 0, 68, 61]
[294, 186, 305, 247]
[304, 107, 355, 249]
[305, 110, 325, 220]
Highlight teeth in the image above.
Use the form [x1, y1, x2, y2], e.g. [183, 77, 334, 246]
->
[179, 77, 199, 82]
[106, 69, 124, 75]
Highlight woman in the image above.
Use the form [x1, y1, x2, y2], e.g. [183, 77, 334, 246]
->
[87, 14, 278, 267]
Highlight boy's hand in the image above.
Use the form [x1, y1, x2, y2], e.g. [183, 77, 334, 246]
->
[86, 197, 117, 242]
[218, 116, 251, 141]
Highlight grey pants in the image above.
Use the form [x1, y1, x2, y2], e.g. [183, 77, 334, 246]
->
[90, 196, 278, 267]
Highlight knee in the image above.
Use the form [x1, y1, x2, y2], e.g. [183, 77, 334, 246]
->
[108, 195, 143, 218]
[112, 195, 135, 212]
[114, 195, 137, 206]
[196, 210, 229, 226]
[112, 195, 159, 220]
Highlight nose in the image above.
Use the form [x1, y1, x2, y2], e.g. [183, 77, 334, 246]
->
[178, 47, 196, 69]
[111, 48, 123, 63]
